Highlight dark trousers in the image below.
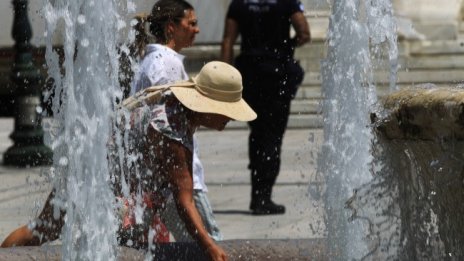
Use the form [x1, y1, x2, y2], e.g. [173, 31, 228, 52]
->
[236, 56, 298, 203]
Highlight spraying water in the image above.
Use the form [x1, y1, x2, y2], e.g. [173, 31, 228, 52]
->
[43, 0, 135, 259]
[316, 0, 398, 259]
[37, 0, 399, 259]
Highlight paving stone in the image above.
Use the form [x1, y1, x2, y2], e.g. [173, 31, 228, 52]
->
[0, 119, 325, 243]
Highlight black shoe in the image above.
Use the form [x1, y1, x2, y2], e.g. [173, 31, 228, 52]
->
[250, 200, 286, 215]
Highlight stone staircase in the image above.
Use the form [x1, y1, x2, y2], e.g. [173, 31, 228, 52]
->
[3, 11, 464, 130]
[183, 37, 464, 130]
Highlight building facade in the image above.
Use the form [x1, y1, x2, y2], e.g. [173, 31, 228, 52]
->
[1, 0, 463, 47]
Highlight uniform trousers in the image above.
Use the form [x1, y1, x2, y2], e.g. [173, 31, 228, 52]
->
[236, 56, 297, 203]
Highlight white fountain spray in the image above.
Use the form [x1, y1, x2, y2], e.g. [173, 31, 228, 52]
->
[43, 0, 135, 259]
[317, 0, 397, 259]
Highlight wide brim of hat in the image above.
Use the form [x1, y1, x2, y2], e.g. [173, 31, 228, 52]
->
[170, 86, 257, 122]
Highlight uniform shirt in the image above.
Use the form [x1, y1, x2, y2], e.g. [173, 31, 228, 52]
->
[226, 0, 304, 59]
[131, 44, 208, 192]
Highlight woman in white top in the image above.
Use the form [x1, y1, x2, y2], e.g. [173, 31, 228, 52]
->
[130, 0, 222, 242]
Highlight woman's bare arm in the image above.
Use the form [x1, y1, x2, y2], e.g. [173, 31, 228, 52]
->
[1, 190, 64, 247]
[163, 138, 227, 261]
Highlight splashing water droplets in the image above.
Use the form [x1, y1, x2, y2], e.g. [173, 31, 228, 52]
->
[77, 14, 86, 24]
[316, 0, 398, 259]
[59, 156, 68, 166]
[80, 38, 89, 47]
[43, 0, 135, 259]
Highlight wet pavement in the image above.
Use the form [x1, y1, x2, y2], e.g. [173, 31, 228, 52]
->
[0, 118, 326, 243]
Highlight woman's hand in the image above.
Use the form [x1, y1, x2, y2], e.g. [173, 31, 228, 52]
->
[206, 244, 228, 261]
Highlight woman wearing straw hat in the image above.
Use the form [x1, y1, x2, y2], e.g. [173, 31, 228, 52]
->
[129, 0, 224, 243]
[115, 61, 256, 260]
[1, 61, 256, 261]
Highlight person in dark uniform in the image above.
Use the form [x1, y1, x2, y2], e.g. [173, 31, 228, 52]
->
[221, 0, 310, 215]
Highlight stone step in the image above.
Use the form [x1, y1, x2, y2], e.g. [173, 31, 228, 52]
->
[408, 40, 464, 55]
[224, 113, 323, 130]
[294, 85, 323, 99]
[305, 11, 330, 41]
[400, 54, 464, 70]
[303, 69, 464, 86]
[290, 99, 320, 114]
[393, 69, 464, 84]
[294, 82, 463, 102]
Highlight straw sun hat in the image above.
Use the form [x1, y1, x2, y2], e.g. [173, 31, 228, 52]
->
[170, 61, 257, 122]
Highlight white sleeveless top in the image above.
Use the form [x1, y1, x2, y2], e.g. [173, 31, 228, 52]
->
[131, 44, 207, 192]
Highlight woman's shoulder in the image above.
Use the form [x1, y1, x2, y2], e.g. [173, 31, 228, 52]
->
[144, 96, 194, 152]
[142, 45, 184, 70]
[145, 44, 180, 58]
[142, 45, 167, 64]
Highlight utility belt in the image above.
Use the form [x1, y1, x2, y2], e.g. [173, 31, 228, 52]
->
[235, 53, 304, 89]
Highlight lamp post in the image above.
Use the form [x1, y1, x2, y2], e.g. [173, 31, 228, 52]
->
[3, 0, 53, 166]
